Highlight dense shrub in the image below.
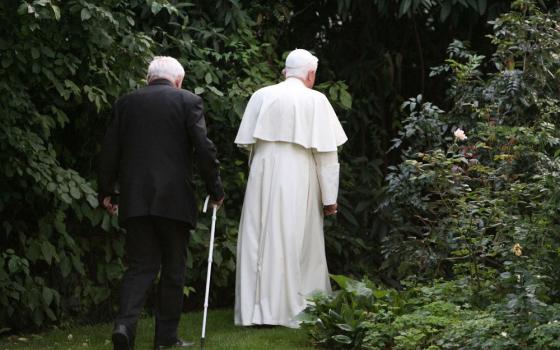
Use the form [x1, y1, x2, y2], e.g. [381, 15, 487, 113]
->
[0, 0, 356, 332]
[302, 0, 560, 348]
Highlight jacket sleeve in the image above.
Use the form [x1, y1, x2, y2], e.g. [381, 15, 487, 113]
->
[187, 95, 225, 201]
[312, 149, 340, 206]
[98, 104, 121, 201]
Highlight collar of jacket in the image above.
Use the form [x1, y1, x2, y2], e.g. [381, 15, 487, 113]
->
[148, 78, 175, 87]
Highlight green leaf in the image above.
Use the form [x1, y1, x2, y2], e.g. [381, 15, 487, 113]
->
[478, 0, 487, 15]
[440, 2, 452, 22]
[44, 307, 57, 321]
[194, 87, 205, 95]
[101, 214, 111, 232]
[41, 241, 56, 265]
[86, 194, 98, 208]
[51, 5, 61, 21]
[81, 8, 91, 21]
[42, 287, 54, 305]
[151, 2, 163, 15]
[346, 280, 373, 297]
[17, 3, 33, 15]
[336, 323, 354, 332]
[31, 47, 40, 59]
[207, 86, 223, 97]
[71, 255, 85, 275]
[60, 193, 72, 204]
[92, 287, 111, 304]
[332, 334, 353, 344]
[60, 257, 71, 277]
[331, 274, 352, 289]
[205, 72, 213, 84]
[32, 309, 44, 326]
[339, 89, 352, 109]
[373, 289, 388, 298]
[70, 186, 81, 200]
[398, 0, 412, 17]
[7, 258, 18, 273]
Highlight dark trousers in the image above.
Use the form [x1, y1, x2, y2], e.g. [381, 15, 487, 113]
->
[116, 215, 190, 345]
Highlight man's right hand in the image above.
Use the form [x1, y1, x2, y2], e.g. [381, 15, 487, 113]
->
[102, 196, 119, 216]
[211, 196, 225, 209]
[324, 203, 338, 216]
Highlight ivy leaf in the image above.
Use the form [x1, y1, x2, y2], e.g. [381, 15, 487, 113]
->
[41, 241, 56, 265]
[339, 89, 352, 109]
[60, 257, 71, 278]
[207, 86, 224, 97]
[45, 308, 57, 321]
[51, 5, 61, 21]
[86, 194, 98, 208]
[440, 2, 452, 22]
[31, 47, 40, 60]
[101, 214, 111, 232]
[69, 186, 81, 200]
[60, 193, 72, 204]
[42, 288, 54, 305]
[151, 2, 163, 15]
[81, 8, 91, 21]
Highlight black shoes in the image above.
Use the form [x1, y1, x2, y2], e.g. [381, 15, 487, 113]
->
[112, 324, 133, 350]
[154, 338, 195, 349]
[113, 324, 192, 349]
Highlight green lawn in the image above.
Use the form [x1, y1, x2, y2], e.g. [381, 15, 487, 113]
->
[0, 309, 315, 350]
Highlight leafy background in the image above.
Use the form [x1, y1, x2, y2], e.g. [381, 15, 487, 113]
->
[3, 2, 559, 347]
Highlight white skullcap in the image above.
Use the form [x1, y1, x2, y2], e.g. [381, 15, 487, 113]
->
[284, 49, 318, 79]
[147, 56, 185, 83]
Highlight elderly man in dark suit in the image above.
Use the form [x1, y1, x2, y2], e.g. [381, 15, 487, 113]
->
[98, 56, 224, 350]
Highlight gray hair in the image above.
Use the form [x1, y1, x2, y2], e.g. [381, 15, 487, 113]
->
[284, 49, 318, 79]
[147, 56, 185, 82]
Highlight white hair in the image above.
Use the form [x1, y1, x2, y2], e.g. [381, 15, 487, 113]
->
[284, 49, 318, 79]
[147, 56, 185, 83]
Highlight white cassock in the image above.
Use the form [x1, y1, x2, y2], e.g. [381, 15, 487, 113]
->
[233, 77, 347, 328]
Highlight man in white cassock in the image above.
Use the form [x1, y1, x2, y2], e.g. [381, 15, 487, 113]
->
[234, 49, 348, 328]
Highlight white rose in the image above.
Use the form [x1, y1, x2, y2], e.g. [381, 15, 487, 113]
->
[454, 128, 467, 141]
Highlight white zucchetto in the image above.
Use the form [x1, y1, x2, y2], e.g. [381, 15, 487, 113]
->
[285, 49, 318, 70]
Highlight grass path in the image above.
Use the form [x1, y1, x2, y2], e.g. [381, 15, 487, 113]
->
[0, 309, 315, 350]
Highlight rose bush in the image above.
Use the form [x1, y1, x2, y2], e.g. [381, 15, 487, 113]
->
[302, 1, 560, 348]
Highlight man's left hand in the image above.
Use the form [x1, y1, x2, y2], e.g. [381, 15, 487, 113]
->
[211, 196, 225, 209]
[102, 196, 119, 216]
[324, 203, 338, 216]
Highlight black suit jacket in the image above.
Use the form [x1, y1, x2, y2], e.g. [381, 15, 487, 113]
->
[98, 79, 224, 226]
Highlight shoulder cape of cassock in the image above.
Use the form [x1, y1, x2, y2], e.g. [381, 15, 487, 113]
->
[234, 78, 348, 152]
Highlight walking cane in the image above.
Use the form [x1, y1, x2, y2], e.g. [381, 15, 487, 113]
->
[201, 195, 217, 349]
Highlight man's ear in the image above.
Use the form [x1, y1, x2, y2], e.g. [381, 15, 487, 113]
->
[307, 71, 313, 81]
[175, 77, 183, 88]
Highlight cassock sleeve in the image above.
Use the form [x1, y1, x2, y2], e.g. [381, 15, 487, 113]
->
[187, 95, 225, 201]
[312, 150, 340, 206]
[98, 103, 121, 202]
[234, 90, 264, 148]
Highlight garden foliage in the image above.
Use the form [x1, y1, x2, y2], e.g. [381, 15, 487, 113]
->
[302, 1, 560, 348]
[0, 0, 527, 335]
[0, 0, 358, 332]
